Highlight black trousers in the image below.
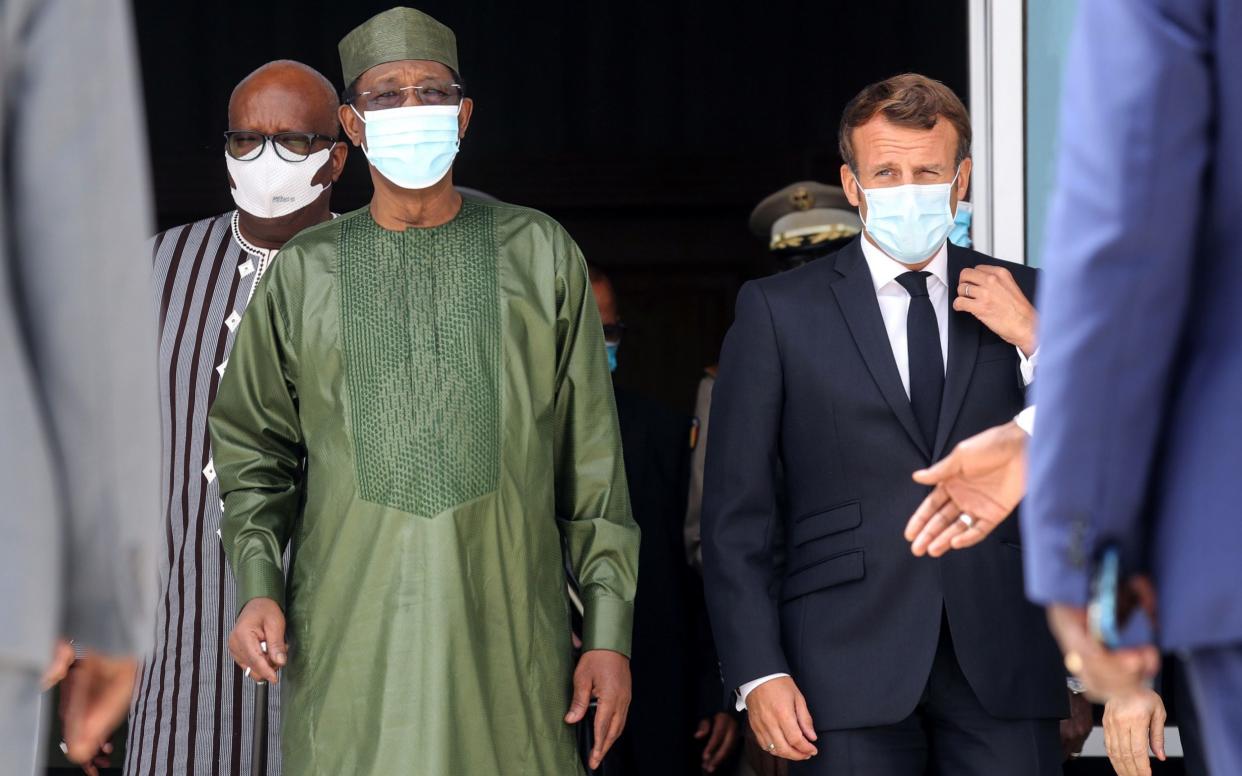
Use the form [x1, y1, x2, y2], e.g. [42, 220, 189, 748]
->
[790, 613, 1062, 776]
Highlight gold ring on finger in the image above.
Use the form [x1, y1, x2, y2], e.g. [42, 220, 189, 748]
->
[766, 742, 776, 752]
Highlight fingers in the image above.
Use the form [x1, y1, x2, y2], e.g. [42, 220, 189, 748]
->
[1151, 704, 1167, 761]
[793, 692, 817, 743]
[925, 516, 971, 557]
[910, 501, 962, 557]
[704, 717, 738, 772]
[694, 718, 711, 740]
[263, 612, 288, 668]
[905, 485, 949, 541]
[243, 634, 278, 684]
[1128, 725, 1151, 776]
[912, 450, 963, 487]
[775, 705, 817, 758]
[563, 670, 591, 724]
[590, 698, 615, 769]
[948, 521, 995, 550]
[951, 294, 985, 316]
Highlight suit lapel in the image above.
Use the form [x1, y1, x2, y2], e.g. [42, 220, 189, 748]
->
[830, 240, 930, 459]
[933, 246, 981, 460]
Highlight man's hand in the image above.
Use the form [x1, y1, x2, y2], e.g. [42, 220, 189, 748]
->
[906, 420, 1028, 556]
[954, 265, 1038, 356]
[744, 676, 818, 762]
[1047, 604, 1160, 702]
[1103, 687, 1168, 776]
[1060, 691, 1093, 761]
[694, 711, 740, 773]
[59, 652, 137, 767]
[228, 597, 287, 684]
[42, 638, 76, 689]
[564, 649, 631, 770]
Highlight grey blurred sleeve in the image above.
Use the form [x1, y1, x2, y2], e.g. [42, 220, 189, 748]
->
[10, 0, 159, 654]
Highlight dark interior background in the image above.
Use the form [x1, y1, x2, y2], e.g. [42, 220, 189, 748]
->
[133, 0, 969, 414]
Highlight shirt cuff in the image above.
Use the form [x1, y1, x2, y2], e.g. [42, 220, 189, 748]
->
[1018, 345, 1039, 385]
[1014, 405, 1037, 436]
[582, 596, 634, 658]
[735, 673, 791, 711]
[234, 558, 286, 615]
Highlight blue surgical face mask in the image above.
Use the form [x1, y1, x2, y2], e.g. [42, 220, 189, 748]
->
[605, 342, 619, 374]
[351, 103, 461, 190]
[854, 169, 959, 264]
[949, 200, 973, 248]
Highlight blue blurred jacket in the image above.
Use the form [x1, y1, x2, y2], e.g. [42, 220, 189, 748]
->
[1025, 0, 1242, 651]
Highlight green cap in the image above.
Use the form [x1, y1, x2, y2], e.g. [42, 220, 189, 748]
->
[338, 7, 459, 88]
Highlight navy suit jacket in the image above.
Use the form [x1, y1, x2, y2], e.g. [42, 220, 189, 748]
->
[1025, 0, 1242, 652]
[702, 238, 1067, 730]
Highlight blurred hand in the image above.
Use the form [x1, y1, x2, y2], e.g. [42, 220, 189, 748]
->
[694, 711, 740, 773]
[59, 653, 137, 767]
[228, 597, 287, 684]
[744, 676, 818, 762]
[1047, 604, 1160, 702]
[1060, 691, 1093, 760]
[742, 723, 788, 776]
[1103, 687, 1168, 776]
[42, 638, 76, 689]
[906, 420, 1028, 556]
[954, 264, 1038, 356]
[564, 649, 631, 770]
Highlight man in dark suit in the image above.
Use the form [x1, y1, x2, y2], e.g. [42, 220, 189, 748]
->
[591, 267, 741, 775]
[702, 74, 1080, 775]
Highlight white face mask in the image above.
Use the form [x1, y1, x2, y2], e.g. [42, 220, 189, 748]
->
[226, 147, 333, 219]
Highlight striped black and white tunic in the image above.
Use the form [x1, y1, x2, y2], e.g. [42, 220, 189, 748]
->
[126, 211, 282, 776]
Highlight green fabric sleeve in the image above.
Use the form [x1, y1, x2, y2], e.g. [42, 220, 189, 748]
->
[208, 263, 305, 615]
[552, 240, 641, 657]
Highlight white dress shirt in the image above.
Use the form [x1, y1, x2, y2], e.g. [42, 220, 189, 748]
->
[735, 237, 1037, 710]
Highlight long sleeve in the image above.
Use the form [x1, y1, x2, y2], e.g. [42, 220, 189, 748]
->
[554, 243, 641, 656]
[4, 0, 159, 656]
[209, 266, 305, 613]
[701, 282, 789, 693]
[1025, 0, 1214, 605]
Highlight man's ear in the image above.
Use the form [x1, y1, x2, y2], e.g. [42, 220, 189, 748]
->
[339, 103, 364, 148]
[956, 157, 973, 200]
[328, 141, 349, 182]
[841, 164, 861, 207]
[457, 98, 474, 140]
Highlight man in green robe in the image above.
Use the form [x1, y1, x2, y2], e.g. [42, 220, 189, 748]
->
[208, 7, 640, 774]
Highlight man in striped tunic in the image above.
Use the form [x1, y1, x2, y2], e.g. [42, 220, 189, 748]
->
[125, 60, 347, 776]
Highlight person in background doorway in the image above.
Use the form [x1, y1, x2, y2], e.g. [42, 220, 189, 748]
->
[592, 266, 741, 775]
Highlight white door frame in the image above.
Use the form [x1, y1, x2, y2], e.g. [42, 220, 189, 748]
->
[968, 0, 1026, 264]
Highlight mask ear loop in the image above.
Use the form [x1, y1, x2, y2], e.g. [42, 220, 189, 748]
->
[851, 170, 871, 229]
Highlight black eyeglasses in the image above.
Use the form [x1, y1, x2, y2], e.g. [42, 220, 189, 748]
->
[602, 323, 626, 342]
[224, 131, 336, 162]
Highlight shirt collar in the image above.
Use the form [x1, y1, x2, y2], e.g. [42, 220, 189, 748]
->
[859, 234, 949, 293]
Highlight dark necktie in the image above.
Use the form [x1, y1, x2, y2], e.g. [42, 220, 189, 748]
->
[896, 271, 944, 449]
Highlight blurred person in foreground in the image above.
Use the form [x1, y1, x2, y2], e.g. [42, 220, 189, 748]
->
[209, 8, 638, 775]
[701, 73, 1083, 776]
[0, 0, 158, 773]
[124, 59, 347, 776]
[906, 1, 1242, 772]
[591, 267, 741, 775]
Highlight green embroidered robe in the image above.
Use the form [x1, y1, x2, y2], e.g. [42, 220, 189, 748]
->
[208, 199, 639, 775]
